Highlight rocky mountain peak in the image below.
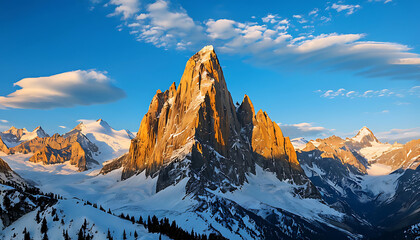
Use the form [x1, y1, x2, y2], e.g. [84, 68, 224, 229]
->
[119, 46, 316, 197]
[352, 126, 379, 143]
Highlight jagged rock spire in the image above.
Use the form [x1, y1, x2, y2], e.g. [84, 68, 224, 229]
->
[121, 46, 317, 197]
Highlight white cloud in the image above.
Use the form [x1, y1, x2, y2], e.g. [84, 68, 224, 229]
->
[309, 8, 319, 16]
[376, 127, 420, 144]
[102, 0, 420, 80]
[331, 3, 361, 15]
[296, 33, 363, 52]
[409, 86, 420, 97]
[206, 19, 239, 40]
[59, 126, 67, 129]
[278, 122, 333, 139]
[108, 0, 140, 19]
[0, 70, 126, 109]
[0, 120, 8, 123]
[128, 0, 204, 49]
[318, 88, 406, 99]
[369, 0, 392, 4]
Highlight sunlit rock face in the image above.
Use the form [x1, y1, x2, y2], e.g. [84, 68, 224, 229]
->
[121, 46, 316, 197]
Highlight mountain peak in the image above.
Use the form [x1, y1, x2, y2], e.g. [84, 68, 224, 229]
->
[353, 126, 378, 142]
[198, 45, 214, 53]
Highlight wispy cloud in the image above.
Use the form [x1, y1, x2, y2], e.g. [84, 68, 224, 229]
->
[0, 70, 126, 109]
[59, 126, 67, 129]
[376, 127, 420, 143]
[330, 3, 361, 15]
[278, 122, 334, 139]
[107, 0, 140, 19]
[97, 0, 420, 80]
[0, 120, 8, 123]
[318, 88, 407, 98]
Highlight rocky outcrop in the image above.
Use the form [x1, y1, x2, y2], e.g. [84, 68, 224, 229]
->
[373, 139, 420, 171]
[0, 137, 9, 153]
[6, 131, 98, 171]
[0, 157, 25, 186]
[119, 45, 316, 197]
[0, 126, 49, 148]
[303, 136, 368, 173]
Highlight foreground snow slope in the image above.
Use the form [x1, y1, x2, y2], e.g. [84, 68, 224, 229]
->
[1, 198, 166, 240]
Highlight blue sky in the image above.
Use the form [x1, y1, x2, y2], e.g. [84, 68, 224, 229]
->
[0, 0, 419, 142]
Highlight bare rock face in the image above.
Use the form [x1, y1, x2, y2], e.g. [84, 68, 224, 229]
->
[120, 46, 316, 197]
[0, 136, 9, 153]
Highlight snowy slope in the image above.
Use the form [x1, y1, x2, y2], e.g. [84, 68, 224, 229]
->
[208, 165, 343, 222]
[1, 198, 166, 240]
[1, 151, 353, 239]
[73, 119, 134, 163]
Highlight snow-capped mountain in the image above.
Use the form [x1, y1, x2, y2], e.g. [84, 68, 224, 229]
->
[297, 126, 420, 239]
[291, 137, 309, 150]
[68, 119, 134, 163]
[0, 126, 49, 148]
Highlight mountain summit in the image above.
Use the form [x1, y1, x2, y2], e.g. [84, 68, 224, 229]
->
[118, 45, 317, 197]
[351, 126, 379, 144]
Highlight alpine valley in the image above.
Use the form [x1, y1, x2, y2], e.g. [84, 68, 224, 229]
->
[1, 46, 419, 240]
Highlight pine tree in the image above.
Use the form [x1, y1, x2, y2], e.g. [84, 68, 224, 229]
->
[83, 218, 87, 230]
[78, 227, 85, 240]
[3, 195, 10, 208]
[41, 217, 48, 234]
[123, 230, 127, 240]
[134, 230, 138, 239]
[36, 211, 41, 223]
[24, 231, 31, 240]
[138, 216, 143, 224]
[106, 228, 113, 240]
[42, 232, 49, 240]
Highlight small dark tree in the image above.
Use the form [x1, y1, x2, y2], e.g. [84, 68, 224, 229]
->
[78, 227, 85, 240]
[134, 230, 138, 239]
[42, 232, 49, 240]
[41, 217, 48, 234]
[122, 230, 127, 240]
[3, 195, 10, 208]
[82, 218, 87, 230]
[106, 228, 113, 240]
[24, 231, 31, 240]
[36, 211, 41, 223]
[138, 216, 143, 224]
[131, 216, 135, 223]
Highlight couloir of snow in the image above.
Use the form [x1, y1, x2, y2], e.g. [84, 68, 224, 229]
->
[1, 198, 167, 240]
[75, 119, 134, 163]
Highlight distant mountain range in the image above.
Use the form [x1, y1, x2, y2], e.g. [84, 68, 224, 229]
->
[0, 46, 419, 239]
